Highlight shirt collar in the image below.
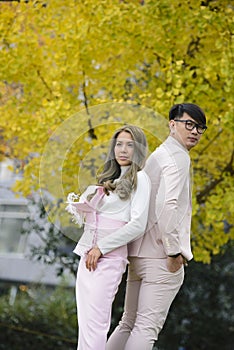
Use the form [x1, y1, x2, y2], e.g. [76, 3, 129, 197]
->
[120, 165, 130, 177]
[166, 135, 189, 153]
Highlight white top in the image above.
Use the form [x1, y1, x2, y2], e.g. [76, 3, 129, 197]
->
[66, 167, 151, 256]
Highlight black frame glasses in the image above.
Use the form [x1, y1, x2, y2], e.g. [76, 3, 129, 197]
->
[174, 119, 207, 134]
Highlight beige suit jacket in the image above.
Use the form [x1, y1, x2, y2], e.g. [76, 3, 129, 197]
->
[128, 136, 193, 261]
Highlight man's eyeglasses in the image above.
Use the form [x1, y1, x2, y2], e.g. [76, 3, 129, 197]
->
[174, 119, 207, 134]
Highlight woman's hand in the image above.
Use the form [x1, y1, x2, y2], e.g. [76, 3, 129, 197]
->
[86, 246, 102, 271]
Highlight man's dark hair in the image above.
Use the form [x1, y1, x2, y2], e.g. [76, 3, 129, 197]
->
[169, 103, 206, 125]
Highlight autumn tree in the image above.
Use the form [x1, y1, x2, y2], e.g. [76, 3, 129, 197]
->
[0, 0, 233, 263]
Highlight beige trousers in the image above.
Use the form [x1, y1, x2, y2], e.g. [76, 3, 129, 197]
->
[106, 257, 184, 350]
[76, 256, 127, 350]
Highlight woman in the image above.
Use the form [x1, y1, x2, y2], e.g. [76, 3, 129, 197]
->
[66, 125, 151, 350]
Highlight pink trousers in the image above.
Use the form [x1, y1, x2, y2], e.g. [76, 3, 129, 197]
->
[106, 257, 184, 350]
[76, 255, 127, 350]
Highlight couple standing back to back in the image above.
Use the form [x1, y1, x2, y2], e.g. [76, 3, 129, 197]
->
[66, 102, 207, 350]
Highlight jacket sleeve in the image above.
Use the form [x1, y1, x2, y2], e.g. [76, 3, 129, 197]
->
[156, 151, 190, 256]
[97, 171, 151, 255]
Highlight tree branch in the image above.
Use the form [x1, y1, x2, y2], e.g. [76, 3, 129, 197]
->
[198, 129, 223, 155]
[36, 69, 53, 95]
[196, 150, 234, 204]
[82, 71, 97, 140]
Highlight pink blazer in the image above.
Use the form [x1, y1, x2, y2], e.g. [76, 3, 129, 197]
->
[128, 136, 193, 261]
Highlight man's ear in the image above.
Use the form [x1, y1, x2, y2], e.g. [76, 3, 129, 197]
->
[169, 120, 175, 133]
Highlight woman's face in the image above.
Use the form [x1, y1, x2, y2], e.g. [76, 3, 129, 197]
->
[114, 131, 134, 166]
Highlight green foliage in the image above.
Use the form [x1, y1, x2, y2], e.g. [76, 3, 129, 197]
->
[0, 283, 77, 350]
[3, 244, 231, 350]
[0, 243, 233, 350]
[154, 241, 234, 350]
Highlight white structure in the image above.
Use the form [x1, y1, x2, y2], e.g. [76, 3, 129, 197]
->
[0, 159, 75, 295]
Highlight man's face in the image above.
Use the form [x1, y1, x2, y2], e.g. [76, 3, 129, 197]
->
[169, 112, 203, 150]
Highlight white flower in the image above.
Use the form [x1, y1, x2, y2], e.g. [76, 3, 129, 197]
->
[65, 192, 84, 226]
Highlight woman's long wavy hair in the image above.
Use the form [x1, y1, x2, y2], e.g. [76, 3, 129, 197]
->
[96, 125, 148, 200]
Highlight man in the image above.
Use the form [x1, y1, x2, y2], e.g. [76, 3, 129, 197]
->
[106, 103, 207, 350]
